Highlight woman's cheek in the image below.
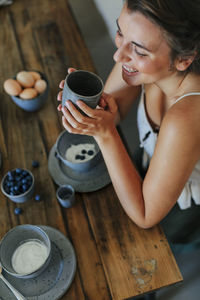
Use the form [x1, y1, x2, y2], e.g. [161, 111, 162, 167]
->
[137, 59, 152, 74]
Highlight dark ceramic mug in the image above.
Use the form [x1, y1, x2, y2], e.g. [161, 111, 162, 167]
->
[56, 185, 76, 208]
[62, 70, 104, 110]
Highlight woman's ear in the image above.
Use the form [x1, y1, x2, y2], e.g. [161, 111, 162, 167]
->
[175, 55, 195, 71]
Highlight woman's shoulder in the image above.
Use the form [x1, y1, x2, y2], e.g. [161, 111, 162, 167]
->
[163, 92, 200, 141]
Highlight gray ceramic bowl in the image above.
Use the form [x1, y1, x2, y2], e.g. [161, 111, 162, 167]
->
[11, 72, 49, 112]
[55, 131, 102, 173]
[0, 224, 52, 279]
[1, 168, 35, 203]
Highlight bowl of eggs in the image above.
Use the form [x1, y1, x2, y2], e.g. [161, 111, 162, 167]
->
[3, 70, 49, 112]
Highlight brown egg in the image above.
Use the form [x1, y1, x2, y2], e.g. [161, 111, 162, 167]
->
[29, 71, 41, 81]
[19, 88, 38, 100]
[34, 79, 47, 94]
[16, 71, 35, 88]
[3, 79, 22, 96]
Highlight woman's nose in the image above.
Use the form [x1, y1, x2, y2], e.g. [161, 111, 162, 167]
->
[113, 44, 131, 63]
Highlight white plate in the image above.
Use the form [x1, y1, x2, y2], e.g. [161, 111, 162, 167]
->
[0, 225, 76, 300]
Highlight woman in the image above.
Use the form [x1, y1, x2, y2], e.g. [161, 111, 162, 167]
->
[58, 0, 200, 250]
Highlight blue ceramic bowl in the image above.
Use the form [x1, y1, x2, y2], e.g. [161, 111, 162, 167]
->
[55, 131, 102, 173]
[11, 72, 49, 112]
[0, 224, 51, 279]
[1, 168, 35, 203]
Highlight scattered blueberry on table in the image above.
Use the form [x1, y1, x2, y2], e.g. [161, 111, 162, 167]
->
[32, 160, 39, 168]
[14, 207, 23, 215]
[35, 194, 41, 202]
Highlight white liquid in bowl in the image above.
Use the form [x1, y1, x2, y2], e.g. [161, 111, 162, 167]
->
[11, 239, 49, 275]
[65, 143, 97, 163]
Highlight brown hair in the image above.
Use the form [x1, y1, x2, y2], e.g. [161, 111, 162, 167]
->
[125, 0, 200, 74]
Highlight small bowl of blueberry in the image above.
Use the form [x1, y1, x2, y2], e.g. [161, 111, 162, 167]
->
[55, 131, 102, 172]
[1, 168, 35, 203]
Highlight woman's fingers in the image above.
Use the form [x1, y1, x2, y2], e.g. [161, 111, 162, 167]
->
[68, 67, 76, 74]
[59, 80, 65, 89]
[62, 115, 75, 133]
[57, 90, 63, 101]
[57, 104, 62, 111]
[106, 96, 118, 114]
[64, 100, 95, 120]
[76, 101, 98, 118]
[62, 104, 88, 127]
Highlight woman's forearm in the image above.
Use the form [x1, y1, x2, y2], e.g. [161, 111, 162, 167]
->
[95, 127, 147, 227]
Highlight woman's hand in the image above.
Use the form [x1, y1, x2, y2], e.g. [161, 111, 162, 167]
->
[60, 93, 118, 142]
[57, 67, 76, 112]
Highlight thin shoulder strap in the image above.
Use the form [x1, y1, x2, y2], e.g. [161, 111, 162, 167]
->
[174, 92, 200, 104]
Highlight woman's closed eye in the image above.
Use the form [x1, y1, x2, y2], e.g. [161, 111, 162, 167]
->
[134, 46, 148, 57]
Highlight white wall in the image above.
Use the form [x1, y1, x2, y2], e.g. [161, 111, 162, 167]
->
[93, 0, 123, 42]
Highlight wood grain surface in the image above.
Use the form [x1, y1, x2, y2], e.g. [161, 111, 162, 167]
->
[0, 1, 182, 299]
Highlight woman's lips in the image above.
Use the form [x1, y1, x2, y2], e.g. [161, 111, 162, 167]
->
[122, 65, 139, 76]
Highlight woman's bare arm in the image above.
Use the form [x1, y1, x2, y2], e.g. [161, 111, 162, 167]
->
[94, 96, 200, 228]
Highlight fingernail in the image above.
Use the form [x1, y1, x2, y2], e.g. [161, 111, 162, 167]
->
[65, 101, 69, 107]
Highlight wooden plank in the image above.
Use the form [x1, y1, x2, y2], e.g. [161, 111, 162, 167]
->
[62, 193, 112, 300]
[0, 6, 26, 232]
[0, 0, 64, 236]
[84, 185, 182, 299]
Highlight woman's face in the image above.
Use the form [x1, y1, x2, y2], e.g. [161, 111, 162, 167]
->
[114, 4, 175, 86]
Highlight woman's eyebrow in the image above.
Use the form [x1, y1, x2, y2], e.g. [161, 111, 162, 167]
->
[116, 18, 152, 52]
[116, 19, 121, 31]
[132, 41, 152, 52]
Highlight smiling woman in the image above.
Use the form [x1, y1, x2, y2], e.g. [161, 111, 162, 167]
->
[58, 0, 200, 254]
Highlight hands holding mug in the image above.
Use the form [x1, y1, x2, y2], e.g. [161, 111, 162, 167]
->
[57, 68, 118, 142]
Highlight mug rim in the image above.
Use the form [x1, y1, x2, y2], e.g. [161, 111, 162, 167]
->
[65, 70, 104, 99]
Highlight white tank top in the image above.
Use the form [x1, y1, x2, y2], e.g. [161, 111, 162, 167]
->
[137, 87, 200, 209]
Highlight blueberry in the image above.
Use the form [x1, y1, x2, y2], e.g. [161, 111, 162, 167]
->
[21, 178, 27, 184]
[81, 149, 87, 154]
[26, 175, 32, 181]
[80, 155, 85, 160]
[87, 150, 94, 156]
[14, 207, 23, 215]
[22, 170, 28, 176]
[15, 168, 22, 174]
[35, 195, 41, 201]
[22, 184, 28, 192]
[75, 155, 81, 160]
[15, 176, 21, 181]
[32, 160, 39, 168]
[9, 181, 15, 187]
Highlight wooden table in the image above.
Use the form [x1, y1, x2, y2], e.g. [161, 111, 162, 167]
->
[0, 0, 182, 299]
